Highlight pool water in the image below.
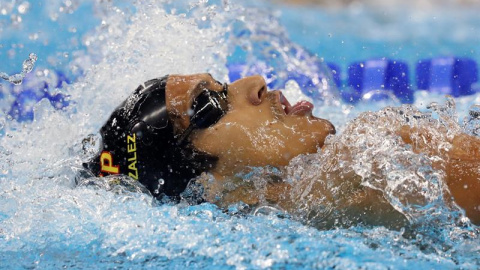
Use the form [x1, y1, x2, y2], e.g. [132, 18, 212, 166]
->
[1, 0, 479, 269]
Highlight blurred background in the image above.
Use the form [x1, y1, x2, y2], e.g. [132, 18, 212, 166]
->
[276, 0, 479, 7]
[1, 0, 480, 115]
[2, 0, 480, 73]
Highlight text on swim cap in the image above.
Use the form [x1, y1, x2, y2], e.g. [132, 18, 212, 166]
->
[127, 134, 139, 180]
[100, 151, 119, 175]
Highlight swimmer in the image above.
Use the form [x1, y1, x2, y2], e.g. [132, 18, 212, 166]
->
[84, 74, 480, 228]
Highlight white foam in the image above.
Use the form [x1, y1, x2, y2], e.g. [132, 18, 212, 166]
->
[0, 1, 478, 268]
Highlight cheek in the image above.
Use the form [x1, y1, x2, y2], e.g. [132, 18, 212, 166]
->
[192, 118, 285, 156]
[287, 118, 333, 143]
[191, 109, 333, 169]
[191, 108, 286, 161]
[192, 118, 319, 168]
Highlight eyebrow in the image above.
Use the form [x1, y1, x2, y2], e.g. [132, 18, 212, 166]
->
[207, 73, 223, 87]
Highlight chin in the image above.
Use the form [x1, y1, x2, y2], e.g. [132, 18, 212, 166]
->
[309, 116, 336, 136]
[311, 119, 336, 148]
[323, 119, 336, 135]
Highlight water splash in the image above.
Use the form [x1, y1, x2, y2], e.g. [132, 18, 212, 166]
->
[223, 3, 340, 105]
[0, 53, 37, 85]
[213, 96, 472, 233]
[463, 104, 480, 136]
[282, 98, 478, 258]
[219, 95, 479, 260]
[46, 0, 81, 21]
[0, 1, 479, 269]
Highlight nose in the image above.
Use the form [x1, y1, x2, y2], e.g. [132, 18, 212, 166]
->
[229, 75, 267, 106]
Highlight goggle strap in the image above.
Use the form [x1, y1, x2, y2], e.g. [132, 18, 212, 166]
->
[176, 124, 196, 146]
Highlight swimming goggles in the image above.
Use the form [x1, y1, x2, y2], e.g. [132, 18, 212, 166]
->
[176, 83, 229, 144]
[129, 76, 229, 145]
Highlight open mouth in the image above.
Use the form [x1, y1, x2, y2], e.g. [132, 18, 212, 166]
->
[279, 91, 314, 116]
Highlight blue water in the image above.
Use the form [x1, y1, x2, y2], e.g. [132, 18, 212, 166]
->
[279, 2, 480, 70]
[1, 0, 479, 269]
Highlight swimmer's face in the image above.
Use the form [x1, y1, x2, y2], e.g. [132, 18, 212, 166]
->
[165, 73, 335, 177]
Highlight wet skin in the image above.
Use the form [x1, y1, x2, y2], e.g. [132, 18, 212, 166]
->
[166, 74, 335, 176]
[165, 73, 480, 226]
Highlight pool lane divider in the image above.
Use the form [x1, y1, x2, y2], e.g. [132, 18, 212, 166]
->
[347, 59, 412, 103]
[416, 57, 478, 97]
[3, 70, 70, 122]
[229, 56, 479, 104]
[1, 56, 479, 122]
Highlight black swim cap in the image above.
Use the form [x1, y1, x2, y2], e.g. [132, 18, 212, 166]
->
[84, 75, 219, 200]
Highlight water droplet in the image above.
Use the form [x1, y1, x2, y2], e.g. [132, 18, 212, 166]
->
[468, 104, 480, 118]
[1, 53, 38, 84]
[416, 234, 423, 241]
[28, 33, 39, 40]
[10, 14, 22, 24]
[9, 74, 23, 85]
[82, 134, 102, 158]
[464, 105, 480, 136]
[18, 2, 30, 14]
[22, 53, 37, 73]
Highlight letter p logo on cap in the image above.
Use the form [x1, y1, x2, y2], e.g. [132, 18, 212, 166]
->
[100, 151, 120, 174]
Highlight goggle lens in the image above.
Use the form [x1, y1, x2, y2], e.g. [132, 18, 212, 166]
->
[177, 83, 228, 144]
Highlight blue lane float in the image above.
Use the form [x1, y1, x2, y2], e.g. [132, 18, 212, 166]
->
[227, 62, 320, 99]
[227, 57, 479, 105]
[326, 62, 342, 88]
[228, 58, 415, 104]
[346, 59, 413, 104]
[7, 69, 70, 122]
[3, 57, 479, 123]
[227, 61, 339, 101]
[416, 57, 479, 97]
